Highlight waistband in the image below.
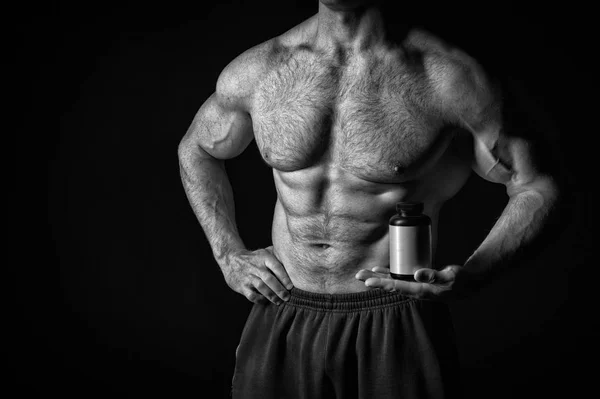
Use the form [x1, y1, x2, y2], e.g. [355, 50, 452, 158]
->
[288, 287, 414, 312]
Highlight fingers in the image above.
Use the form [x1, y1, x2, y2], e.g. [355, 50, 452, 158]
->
[414, 266, 458, 284]
[371, 266, 390, 274]
[358, 266, 461, 300]
[355, 267, 432, 298]
[264, 249, 294, 290]
[250, 248, 292, 305]
[363, 277, 428, 297]
[229, 247, 293, 305]
[244, 289, 267, 304]
[355, 269, 389, 281]
[414, 268, 437, 283]
[251, 276, 288, 305]
[357, 267, 451, 285]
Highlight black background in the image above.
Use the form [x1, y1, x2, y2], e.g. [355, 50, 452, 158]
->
[10, 0, 595, 398]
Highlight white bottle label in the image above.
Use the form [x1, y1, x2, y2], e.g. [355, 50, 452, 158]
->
[389, 225, 432, 275]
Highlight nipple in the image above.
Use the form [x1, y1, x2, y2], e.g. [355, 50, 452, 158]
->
[393, 165, 404, 174]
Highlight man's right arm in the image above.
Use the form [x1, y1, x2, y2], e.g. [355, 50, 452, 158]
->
[178, 90, 249, 266]
[177, 59, 293, 304]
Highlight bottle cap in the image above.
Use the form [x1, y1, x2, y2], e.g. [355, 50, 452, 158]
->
[396, 202, 424, 214]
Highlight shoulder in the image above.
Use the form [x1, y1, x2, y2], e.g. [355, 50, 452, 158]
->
[215, 40, 272, 111]
[406, 28, 488, 80]
[407, 28, 499, 121]
[216, 15, 317, 111]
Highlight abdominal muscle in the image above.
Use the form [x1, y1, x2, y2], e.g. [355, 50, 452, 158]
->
[272, 200, 400, 294]
[269, 147, 472, 294]
[271, 174, 443, 294]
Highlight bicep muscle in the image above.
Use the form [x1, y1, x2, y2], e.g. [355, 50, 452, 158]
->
[183, 92, 254, 160]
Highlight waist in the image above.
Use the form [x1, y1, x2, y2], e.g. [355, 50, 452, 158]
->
[287, 286, 414, 312]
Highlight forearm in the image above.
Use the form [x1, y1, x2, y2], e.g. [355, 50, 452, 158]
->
[179, 149, 245, 268]
[463, 177, 560, 282]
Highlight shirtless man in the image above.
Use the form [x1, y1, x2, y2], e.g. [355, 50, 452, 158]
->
[178, 0, 560, 397]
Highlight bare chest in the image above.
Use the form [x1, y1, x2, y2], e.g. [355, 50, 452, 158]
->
[252, 51, 448, 182]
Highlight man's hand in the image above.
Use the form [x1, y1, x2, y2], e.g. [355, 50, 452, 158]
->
[355, 265, 474, 301]
[223, 246, 294, 305]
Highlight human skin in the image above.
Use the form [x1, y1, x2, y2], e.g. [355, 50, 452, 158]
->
[178, 0, 560, 303]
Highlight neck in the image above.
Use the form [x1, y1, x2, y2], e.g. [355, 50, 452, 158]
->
[315, 1, 387, 52]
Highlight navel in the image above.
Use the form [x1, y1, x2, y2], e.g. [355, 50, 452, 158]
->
[310, 243, 331, 250]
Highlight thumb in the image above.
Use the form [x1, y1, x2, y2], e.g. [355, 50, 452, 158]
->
[415, 267, 460, 284]
[414, 268, 438, 283]
[416, 266, 461, 284]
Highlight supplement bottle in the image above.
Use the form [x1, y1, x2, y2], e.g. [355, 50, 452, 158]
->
[389, 202, 432, 281]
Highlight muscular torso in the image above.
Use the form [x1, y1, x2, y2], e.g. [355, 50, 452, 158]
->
[247, 23, 474, 293]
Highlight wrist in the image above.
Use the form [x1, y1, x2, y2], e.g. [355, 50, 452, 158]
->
[214, 241, 247, 269]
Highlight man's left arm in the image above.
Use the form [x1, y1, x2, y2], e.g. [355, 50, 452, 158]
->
[449, 109, 561, 297]
[356, 58, 564, 300]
